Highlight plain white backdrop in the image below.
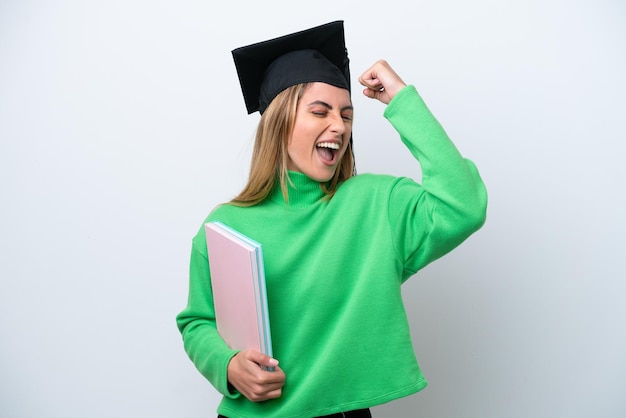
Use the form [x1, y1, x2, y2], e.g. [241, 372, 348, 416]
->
[1, 1, 624, 417]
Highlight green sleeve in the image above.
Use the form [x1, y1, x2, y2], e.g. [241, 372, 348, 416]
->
[384, 85, 488, 277]
[175, 232, 241, 399]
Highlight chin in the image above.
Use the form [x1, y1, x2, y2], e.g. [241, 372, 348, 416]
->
[308, 169, 336, 183]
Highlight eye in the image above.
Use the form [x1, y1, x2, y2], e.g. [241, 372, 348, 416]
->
[312, 111, 328, 117]
[341, 114, 353, 121]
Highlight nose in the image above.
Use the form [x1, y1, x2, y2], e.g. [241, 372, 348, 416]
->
[329, 112, 346, 136]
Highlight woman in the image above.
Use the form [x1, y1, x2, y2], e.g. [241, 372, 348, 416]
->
[176, 21, 487, 418]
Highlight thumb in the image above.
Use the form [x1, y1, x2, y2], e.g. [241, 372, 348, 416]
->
[246, 350, 279, 368]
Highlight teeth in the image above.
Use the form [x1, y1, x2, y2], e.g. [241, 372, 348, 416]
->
[316, 142, 340, 150]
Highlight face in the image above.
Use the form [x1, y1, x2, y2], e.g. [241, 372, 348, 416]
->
[287, 82, 353, 182]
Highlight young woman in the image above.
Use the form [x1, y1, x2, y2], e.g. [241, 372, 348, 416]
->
[176, 21, 487, 418]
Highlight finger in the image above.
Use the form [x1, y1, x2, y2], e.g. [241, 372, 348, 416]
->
[247, 367, 285, 401]
[248, 385, 283, 402]
[264, 387, 283, 400]
[362, 87, 378, 100]
[358, 60, 389, 87]
[358, 74, 383, 90]
[362, 87, 388, 104]
[262, 365, 286, 384]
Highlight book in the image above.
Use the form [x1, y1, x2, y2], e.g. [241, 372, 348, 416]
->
[204, 221, 273, 358]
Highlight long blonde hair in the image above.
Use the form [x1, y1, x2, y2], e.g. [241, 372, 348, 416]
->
[230, 83, 355, 206]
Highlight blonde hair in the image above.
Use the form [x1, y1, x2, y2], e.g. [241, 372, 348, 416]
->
[230, 83, 355, 206]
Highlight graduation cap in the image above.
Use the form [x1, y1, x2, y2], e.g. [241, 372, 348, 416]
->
[232, 20, 351, 114]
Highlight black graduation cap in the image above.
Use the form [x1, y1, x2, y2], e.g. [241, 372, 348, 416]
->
[232, 20, 351, 114]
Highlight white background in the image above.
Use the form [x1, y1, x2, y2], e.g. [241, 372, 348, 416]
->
[1, 1, 625, 417]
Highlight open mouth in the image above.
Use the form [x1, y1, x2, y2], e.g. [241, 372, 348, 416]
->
[316, 142, 340, 164]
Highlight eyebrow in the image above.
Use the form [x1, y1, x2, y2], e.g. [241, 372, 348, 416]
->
[307, 100, 353, 112]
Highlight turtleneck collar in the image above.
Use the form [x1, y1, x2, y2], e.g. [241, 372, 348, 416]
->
[268, 171, 327, 208]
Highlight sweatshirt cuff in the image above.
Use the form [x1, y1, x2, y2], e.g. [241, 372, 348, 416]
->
[218, 350, 242, 399]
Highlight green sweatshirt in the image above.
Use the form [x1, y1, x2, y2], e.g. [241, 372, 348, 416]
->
[176, 85, 487, 418]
